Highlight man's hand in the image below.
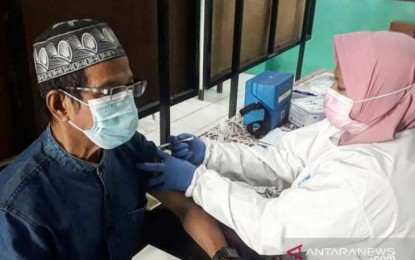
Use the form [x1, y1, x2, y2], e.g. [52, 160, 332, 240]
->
[168, 133, 206, 165]
[137, 149, 196, 192]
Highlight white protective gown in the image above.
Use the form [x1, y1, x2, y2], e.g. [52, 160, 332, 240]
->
[185, 119, 415, 258]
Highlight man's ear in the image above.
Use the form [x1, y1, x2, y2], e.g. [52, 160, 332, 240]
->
[46, 90, 71, 122]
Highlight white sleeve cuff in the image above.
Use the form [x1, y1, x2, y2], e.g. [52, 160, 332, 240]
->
[185, 165, 207, 197]
[200, 137, 212, 166]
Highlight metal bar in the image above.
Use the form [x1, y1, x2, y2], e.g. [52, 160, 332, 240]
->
[202, 0, 213, 99]
[296, 0, 312, 80]
[307, 0, 317, 37]
[196, 0, 203, 100]
[203, 0, 315, 91]
[267, 0, 279, 54]
[228, 0, 244, 118]
[216, 83, 223, 93]
[5, 0, 37, 150]
[157, 0, 170, 144]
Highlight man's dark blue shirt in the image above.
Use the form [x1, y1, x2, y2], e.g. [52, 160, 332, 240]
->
[0, 126, 157, 259]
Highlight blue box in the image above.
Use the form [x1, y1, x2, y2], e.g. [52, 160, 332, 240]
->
[243, 71, 294, 128]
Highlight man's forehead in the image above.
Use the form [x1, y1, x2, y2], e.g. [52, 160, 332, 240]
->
[84, 56, 132, 88]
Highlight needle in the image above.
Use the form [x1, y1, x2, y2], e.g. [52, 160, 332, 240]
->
[158, 136, 195, 149]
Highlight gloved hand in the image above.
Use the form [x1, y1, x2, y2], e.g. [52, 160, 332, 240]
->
[136, 149, 196, 192]
[168, 133, 206, 165]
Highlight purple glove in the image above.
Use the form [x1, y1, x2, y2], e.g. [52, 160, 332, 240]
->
[136, 149, 196, 192]
[168, 133, 206, 165]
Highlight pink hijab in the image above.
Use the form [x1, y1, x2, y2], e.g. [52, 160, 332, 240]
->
[334, 31, 415, 145]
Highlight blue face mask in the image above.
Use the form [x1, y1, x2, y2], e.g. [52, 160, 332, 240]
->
[61, 90, 139, 149]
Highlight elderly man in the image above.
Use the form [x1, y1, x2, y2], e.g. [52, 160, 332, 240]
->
[0, 19, 236, 259]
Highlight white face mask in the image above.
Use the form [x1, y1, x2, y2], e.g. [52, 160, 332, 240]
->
[324, 84, 415, 134]
[62, 90, 139, 149]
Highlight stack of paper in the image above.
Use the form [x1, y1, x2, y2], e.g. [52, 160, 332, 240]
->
[292, 71, 334, 98]
[258, 128, 287, 147]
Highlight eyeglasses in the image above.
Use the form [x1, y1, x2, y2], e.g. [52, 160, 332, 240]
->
[66, 78, 147, 100]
